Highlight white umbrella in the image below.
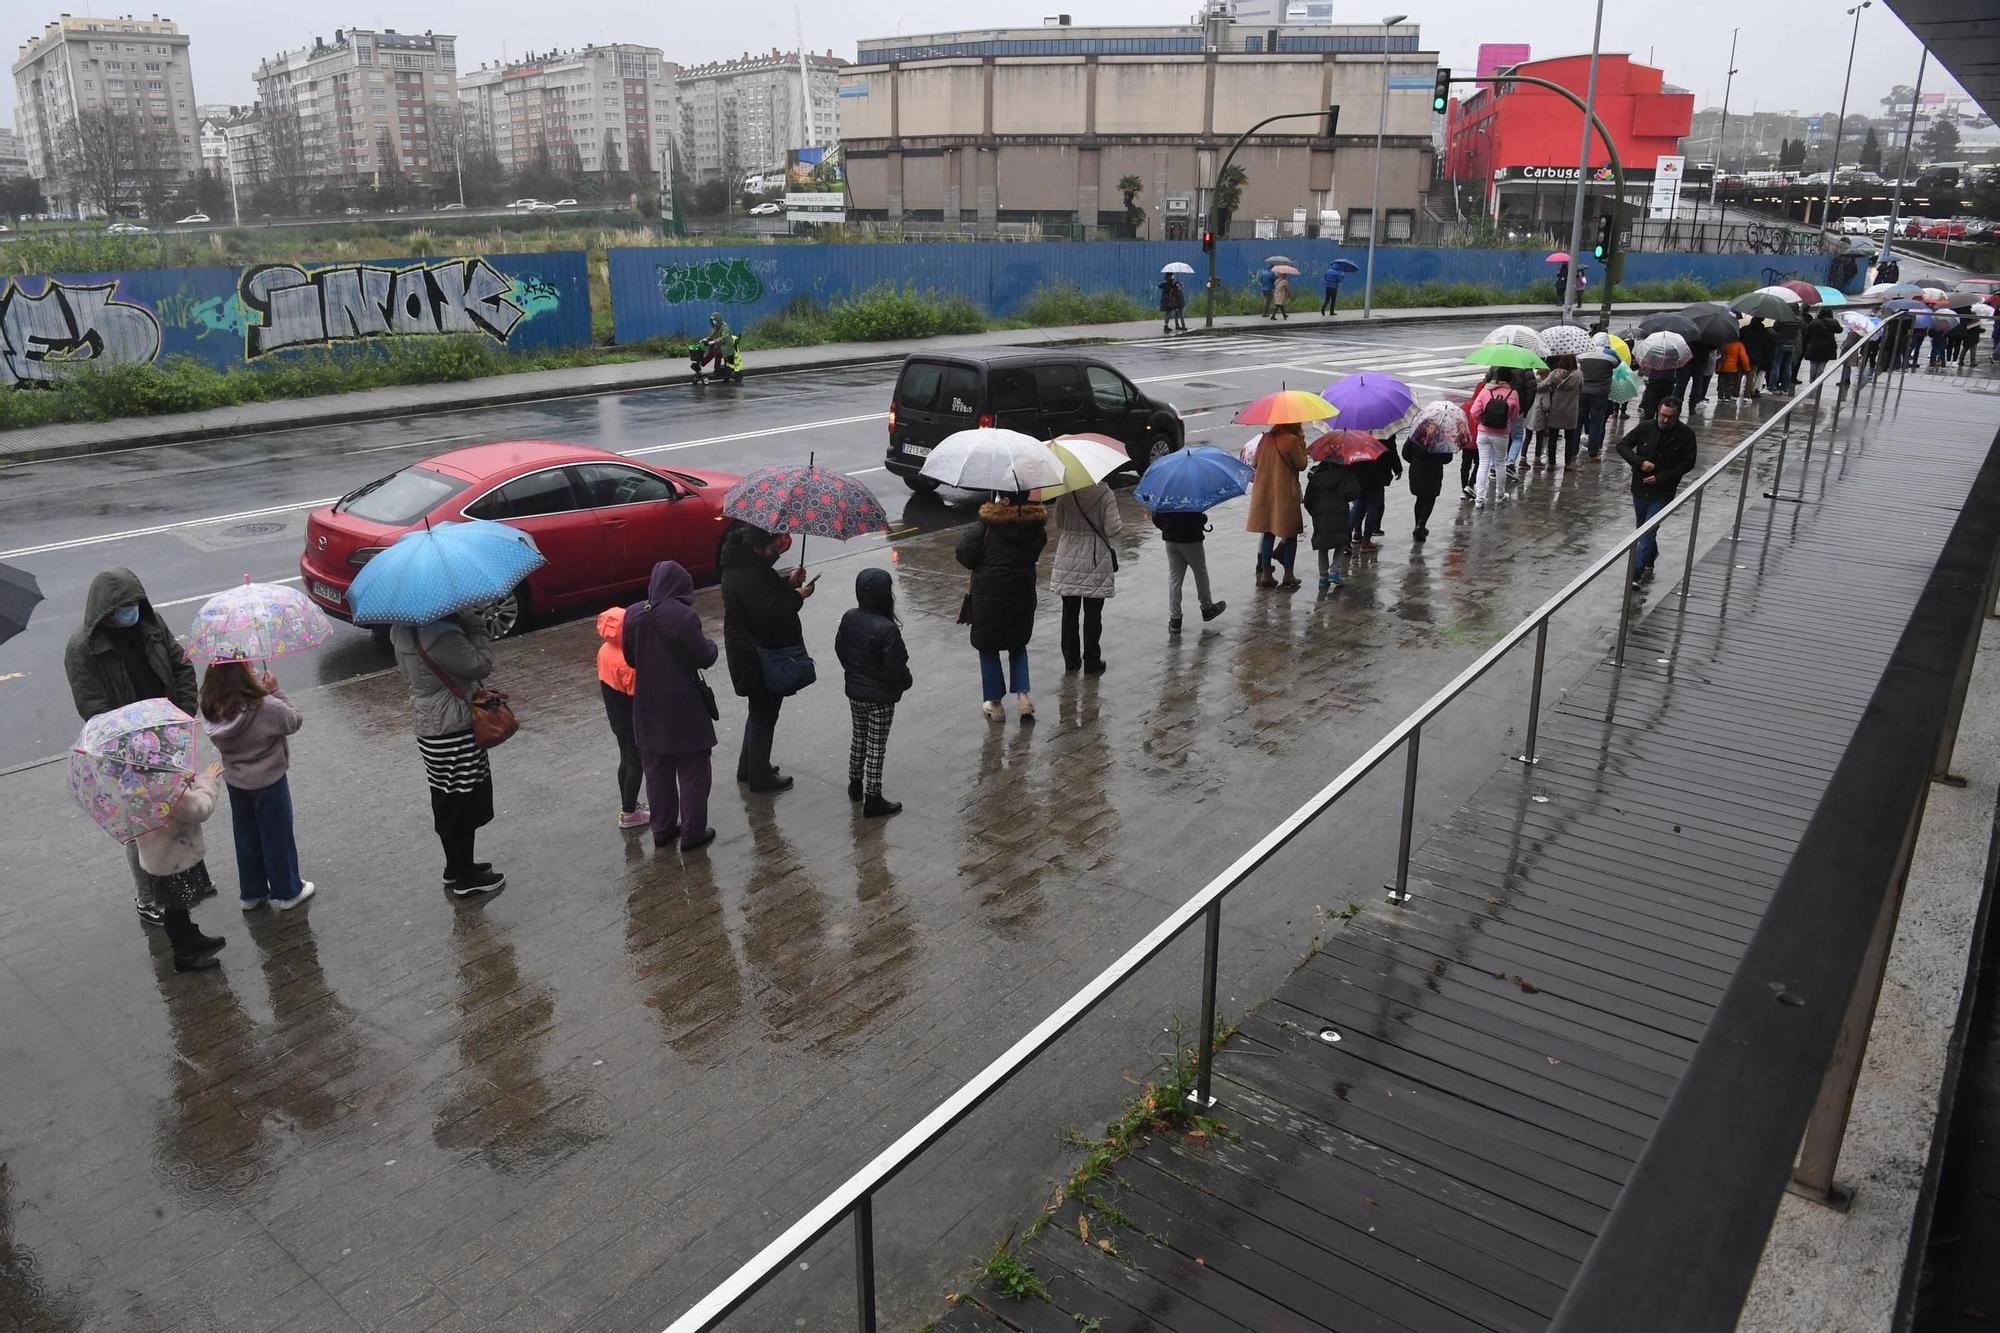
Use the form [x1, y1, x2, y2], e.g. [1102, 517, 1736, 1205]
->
[1036, 434, 1134, 499]
[1482, 324, 1552, 358]
[1749, 284, 1804, 304]
[1838, 311, 1881, 336]
[919, 428, 1067, 493]
[1973, 303, 1995, 318]
[1161, 261, 1195, 275]
[1634, 331, 1693, 372]
[1538, 324, 1594, 358]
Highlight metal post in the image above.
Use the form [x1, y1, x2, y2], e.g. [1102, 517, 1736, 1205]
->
[1731, 442, 1755, 543]
[1388, 727, 1420, 902]
[1187, 901, 1221, 1110]
[1709, 31, 1738, 236]
[1679, 487, 1704, 607]
[1818, 3, 1870, 237]
[1763, 427, 1801, 503]
[1616, 544, 1632, 664]
[1880, 50, 1927, 277]
[1362, 14, 1407, 318]
[1559, 0, 1605, 324]
[1519, 622, 1548, 764]
[853, 1195, 877, 1333]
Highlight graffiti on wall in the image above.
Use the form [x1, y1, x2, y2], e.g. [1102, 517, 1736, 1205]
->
[655, 257, 763, 306]
[1, 278, 163, 387]
[508, 275, 564, 318]
[241, 256, 529, 358]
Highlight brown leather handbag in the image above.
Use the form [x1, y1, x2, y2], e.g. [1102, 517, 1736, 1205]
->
[415, 634, 519, 750]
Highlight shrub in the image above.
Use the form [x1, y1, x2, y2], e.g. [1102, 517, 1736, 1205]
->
[1011, 283, 1149, 327]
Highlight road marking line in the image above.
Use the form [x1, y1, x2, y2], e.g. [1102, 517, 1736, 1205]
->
[2, 498, 342, 560]
[847, 466, 886, 475]
[350, 432, 485, 455]
[150, 575, 304, 610]
[621, 412, 888, 458]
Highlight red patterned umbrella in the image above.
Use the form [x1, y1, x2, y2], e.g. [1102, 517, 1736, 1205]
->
[1309, 430, 1387, 465]
[721, 462, 890, 541]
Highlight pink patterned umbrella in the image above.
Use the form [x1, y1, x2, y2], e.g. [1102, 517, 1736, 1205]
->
[68, 699, 200, 844]
[187, 578, 333, 663]
[721, 463, 890, 541]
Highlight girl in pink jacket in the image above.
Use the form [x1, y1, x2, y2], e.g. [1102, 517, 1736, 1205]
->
[135, 761, 226, 972]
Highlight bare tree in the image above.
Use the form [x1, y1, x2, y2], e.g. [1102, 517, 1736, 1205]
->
[49, 107, 180, 219]
[601, 129, 623, 176]
[258, 103, 313, 215]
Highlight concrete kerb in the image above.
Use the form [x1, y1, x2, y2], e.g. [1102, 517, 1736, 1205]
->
[0, 302, 1689, 468]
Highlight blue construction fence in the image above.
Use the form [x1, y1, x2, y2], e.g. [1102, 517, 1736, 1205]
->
[1, 251, 590, 388]
[607, 239, 1806, 342]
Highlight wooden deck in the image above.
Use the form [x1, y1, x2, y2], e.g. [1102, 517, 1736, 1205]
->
[936, 370, 2000, 1332]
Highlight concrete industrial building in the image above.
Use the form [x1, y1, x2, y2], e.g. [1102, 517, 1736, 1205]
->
[253, 27, 458, 185]
[672, 49, 845, 182]
[840, 19, 1437, 239]
[11, 14, 202, 186]
[458, 44, 675, 179]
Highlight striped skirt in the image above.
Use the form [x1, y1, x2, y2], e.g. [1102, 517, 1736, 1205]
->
[418, 730, 493, 838]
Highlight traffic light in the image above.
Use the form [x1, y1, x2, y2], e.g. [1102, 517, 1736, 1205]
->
[1324, 104, 1340, 139]
[1201, 230, 1215, 255]
[1592, 213, 1615, 261]
[1431, 68, 1451, 115]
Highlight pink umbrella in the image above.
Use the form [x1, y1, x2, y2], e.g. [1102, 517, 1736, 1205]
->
[68, 699, 201, 844]
[1545, 252, 1571, 263]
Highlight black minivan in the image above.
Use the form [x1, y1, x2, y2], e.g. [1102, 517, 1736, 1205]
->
[885, 349, 1184, 492]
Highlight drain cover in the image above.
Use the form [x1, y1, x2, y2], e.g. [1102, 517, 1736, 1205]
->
[231, 521, 286, 537]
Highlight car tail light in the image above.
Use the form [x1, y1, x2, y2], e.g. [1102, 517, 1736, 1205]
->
[887, 402, 897, 435]
[349, 547, 384, 567]
[977, 413, 995, 429]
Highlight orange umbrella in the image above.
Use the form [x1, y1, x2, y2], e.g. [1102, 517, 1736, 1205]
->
[1232, 389, 1339, 427]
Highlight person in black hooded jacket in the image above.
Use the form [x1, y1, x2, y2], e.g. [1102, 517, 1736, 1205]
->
[718, 520, 813, 793]
[834, 567, 912, 817]
[955, 495, 1047, 722]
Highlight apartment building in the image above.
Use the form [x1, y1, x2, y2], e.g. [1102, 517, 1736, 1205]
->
[253, 27, 458, 185]
[11, 14, 202, 184]
[672, 49, 844, 182]
[459, 44, 674, 177]
[0, 127, 29, 178]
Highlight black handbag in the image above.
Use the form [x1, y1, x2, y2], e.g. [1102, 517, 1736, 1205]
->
[758, 643, 817, 697]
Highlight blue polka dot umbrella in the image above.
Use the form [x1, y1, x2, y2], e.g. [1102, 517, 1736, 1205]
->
[346, 519, 547, 626]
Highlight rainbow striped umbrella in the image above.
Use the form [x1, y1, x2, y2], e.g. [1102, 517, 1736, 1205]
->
[1231, 389, 1339, 427]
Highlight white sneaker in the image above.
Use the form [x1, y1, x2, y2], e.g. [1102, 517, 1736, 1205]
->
[272, 881, 315, 911]
[982, 701, 1005, 722]
[1016, 693, 1036, 719]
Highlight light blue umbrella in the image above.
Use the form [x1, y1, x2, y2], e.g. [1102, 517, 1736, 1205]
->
[1813, 286, 1849, 306]
[1133, 445, 1256, 514]
[346, 519, 546, 626]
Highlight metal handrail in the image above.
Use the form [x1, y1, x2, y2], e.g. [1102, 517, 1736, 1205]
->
[662, 310, 1909, 1333]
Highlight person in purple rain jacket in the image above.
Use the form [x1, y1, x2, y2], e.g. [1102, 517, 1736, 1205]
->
[622, 560, 721, 854]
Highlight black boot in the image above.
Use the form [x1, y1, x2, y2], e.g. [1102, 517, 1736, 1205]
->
[849, 778, 864, 801]
[862, 792, 903, 818]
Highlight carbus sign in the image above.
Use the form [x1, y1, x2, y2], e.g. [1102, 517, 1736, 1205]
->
[1492, 164, 1644, 184]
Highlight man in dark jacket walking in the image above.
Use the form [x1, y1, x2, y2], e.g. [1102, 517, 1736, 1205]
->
[1579, 350, 1615, 459]
[718, 522, 813, 793]
[1616, 398, 1699, 590]
[65, 568, 199, 925]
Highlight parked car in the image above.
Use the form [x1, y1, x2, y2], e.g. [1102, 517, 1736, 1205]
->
[749, 201, 784, 216]
[507, 198, 540, 209]
[104, 222, 150, 234]
[343, 206, 365, 216]
[884, 349, 1184, 494]
[1951, 276, 2000, 298]
[554, 198, 578, 207]
[439, 202, 466, 210]
[300, 441, 740, 639]
[174, 212, 211, 224]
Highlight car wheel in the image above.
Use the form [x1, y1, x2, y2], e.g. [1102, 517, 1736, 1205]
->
[1130, 432, 1177, 475]
[903, 474, 941, 494]
[483, 586, 529, 639]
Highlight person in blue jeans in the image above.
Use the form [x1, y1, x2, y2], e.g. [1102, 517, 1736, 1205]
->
[1321, 262, 1345, 315]
[200, 661, 315, 911]
[1257, 265, 1277, 319]
[1769, 324, 1801, 394]
[1615, 397, 1699, 590]
[956, 494, 1048, 722]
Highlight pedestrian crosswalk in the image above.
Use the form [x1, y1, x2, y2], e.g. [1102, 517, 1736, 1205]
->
[1128, 331, 1496, 397]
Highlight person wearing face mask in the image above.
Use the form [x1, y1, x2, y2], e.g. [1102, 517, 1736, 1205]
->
[65, 568, 200, 928]
[1616, 396, 1699, 592]
[719, 520, 815, 793]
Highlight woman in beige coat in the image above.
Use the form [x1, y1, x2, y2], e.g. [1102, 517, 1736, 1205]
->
[1246, 424, 1309, 589]
[1048, 481, 1122, 674]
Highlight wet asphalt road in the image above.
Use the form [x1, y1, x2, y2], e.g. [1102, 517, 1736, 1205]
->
[0, 317, 1505, 771]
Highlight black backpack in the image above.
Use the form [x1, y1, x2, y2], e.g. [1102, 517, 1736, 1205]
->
[1478, 389, 1512, 430]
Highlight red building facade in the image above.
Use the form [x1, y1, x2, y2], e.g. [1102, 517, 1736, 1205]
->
[1444, 54, 1694, 223]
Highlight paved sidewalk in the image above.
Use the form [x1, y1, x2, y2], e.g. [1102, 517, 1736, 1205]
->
[0, 302, 1681, 466]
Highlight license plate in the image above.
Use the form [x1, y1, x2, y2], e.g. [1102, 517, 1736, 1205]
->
[309, 580, 344, 605]
[902, 444, 932, 458]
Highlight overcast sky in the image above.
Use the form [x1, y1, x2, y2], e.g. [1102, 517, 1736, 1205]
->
[6, 0, 1972, 127]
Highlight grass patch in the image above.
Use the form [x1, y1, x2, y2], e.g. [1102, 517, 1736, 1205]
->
[979, 1233, 1048, 1302]
[1002, 283, 1152, 328]
[746, 282, 987, 348]
[1063, 1019, 1235, 1198]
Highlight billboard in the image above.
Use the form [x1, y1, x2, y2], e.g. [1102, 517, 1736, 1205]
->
[1648, 155, 1685, 220]
[787, 147, 837, 188]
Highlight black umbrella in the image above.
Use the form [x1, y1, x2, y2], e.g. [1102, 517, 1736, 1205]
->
[1677, 302, 1741, 347]
[0, 561, 43, 647]
[1637, 312, 1704, 343]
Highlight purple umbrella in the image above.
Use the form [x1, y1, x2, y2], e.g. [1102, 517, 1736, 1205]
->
[1319, 372, 1415, 433]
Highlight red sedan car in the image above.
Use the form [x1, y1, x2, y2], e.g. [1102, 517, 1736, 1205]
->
[302, 440, 740, 636]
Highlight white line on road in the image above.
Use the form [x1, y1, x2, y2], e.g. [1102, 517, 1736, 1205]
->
[150, 575, 304, 610]
[2, 497, 343, 560]
[350, 431, 485, 455]
[622, 412, 888, 458]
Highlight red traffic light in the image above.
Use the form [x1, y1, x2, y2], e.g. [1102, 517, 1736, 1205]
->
[1201, 231, 1216, 254]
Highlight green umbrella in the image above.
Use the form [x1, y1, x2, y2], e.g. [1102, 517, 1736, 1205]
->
[1463, 343, 1549, 371]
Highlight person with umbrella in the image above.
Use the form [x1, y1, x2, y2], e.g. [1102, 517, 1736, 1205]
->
[1347, 430, 1402, 550]
[1529, 356, 1582, 470]
[200, 662, 313, 913]
[1134, 445, 1242, 632]
[1322, 258, 1350, 315]
[1467, 371, 1522, 510]
[1738, 316, 1774, 396]
[1304, 445, 1362, 590]
[65, 568, 200, 927]
[1243, 408, 1316, 590]
[1158, 269, 1185, 335]
[719, 521, 815, 791]
[1258, 263, 1278, 319]
[1403, 402, 1464, 541]
[1616, 396, 1698, 592]
[623, 561, 722, 852]
[957, 492, 1048, 722]
[1579, 350, 1616, 459]
[1803, 307, 1841, 387]
[1271, 266, 1293, 320]
[1960, 310, 1985, 368]
[133, 749, 228, 972]
[1050, 475, 1122, 676]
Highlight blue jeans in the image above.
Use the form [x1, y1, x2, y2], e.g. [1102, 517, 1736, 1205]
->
[1349, 489, 1385, 539]
[228, 775, 303, 903]
[979, 648, 1030, 702]
[1256, 531, 1298, 572]
[1772, 345, 1798, 390]
[1507, 418, 1527, 466]
[1633, 491, 1670, 574]
[1583, 396, 1611, 455]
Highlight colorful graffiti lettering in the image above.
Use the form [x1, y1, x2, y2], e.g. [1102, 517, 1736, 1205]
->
[152, 286, 252, 340]
[1, 278, 163, 388]
[509, 275, 563, 319]
[655, 257, 763, 306]
[241, 257, 526, 359]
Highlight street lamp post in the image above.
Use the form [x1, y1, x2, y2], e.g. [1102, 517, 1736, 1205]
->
[1558, 0, 1604, 323]
[1709, 30, 1739, 241]
[1880, 49, 1928, 274]
[1361, 13, 1408, 319]
[1818, 1, 1870, 230]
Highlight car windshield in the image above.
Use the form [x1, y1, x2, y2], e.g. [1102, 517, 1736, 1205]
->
[338, 466, 468, 525]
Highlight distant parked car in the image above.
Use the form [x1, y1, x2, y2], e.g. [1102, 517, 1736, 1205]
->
[749, 201, 783, 216]
[439, 202, 466, 210]
[174, 212, 211, 224]
[343, 206, 365, 216]
[508, 198, 540, 209]
[0, 223, 11, 233]
[554, 198, 578, 207]
[104, 222, 150, 234]
[529, 201, 559, 212]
